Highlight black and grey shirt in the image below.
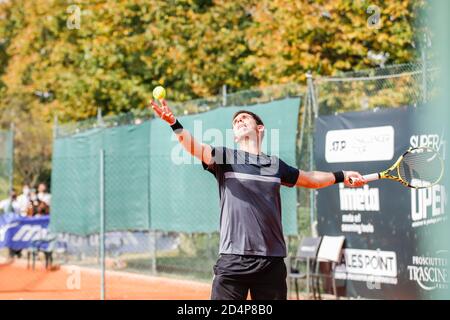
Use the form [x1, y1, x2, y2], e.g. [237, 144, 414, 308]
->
[202, 146, 299, 258]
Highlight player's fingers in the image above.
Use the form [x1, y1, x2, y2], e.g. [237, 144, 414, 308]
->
[150, 100, 159, 110]
[150, 101, 163, 117]
[348, 175, 362, 186]
[163, 111, 176, 124]
[353, 178, 366, 187]
[354, 174, 366, 185]
[161, 99, 170, 113]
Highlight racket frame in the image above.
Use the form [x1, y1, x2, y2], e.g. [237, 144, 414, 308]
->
[354, 147, 444, 189]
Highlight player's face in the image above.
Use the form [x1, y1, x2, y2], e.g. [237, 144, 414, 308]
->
[232, 113, 258, 142]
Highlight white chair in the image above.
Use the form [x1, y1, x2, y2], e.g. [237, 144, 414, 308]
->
[311, 235, 345, 299]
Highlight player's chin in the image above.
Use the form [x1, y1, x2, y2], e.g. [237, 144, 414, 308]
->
[237, 129, 256, 140]
[234, 132, 247, 142]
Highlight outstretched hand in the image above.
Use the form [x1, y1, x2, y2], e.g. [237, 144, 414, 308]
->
[150, 99, 176, 125]
[344, 171, 367, 187]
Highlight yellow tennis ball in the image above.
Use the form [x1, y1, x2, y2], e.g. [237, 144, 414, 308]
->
[153, 86, 166, 100]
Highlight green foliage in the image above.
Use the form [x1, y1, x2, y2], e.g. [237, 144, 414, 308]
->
[0, 0, 427, 186]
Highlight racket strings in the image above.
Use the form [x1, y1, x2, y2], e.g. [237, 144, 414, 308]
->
[398, 149, 443, 187]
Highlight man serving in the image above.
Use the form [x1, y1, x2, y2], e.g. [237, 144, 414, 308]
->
[151, 98, 366, 300]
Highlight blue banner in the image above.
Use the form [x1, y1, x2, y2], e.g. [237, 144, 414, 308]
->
[0, 213, 50, 250]
[0, 213, 176, 255]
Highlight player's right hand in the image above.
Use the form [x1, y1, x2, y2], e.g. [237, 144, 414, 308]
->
[150, 99, 176, 125]
[345, 171, 367, 187]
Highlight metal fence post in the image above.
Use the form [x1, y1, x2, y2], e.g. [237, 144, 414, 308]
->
[53, 115, 59, 139]
[307, 73, 318, 118]
[222, 84, 227, 107]
[9, 123, 14, 193]
[284, 235, 291, 299]
[97, 107, 104, 127]
[99, 149, 105, 300]
[147, 120, 157, 275]
[306, 73, 316, 235]
[421, 47, 428, 104]
[150, 231, 157, 275]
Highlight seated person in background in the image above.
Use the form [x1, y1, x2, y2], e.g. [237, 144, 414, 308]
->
[0, 190, 20, 215]
[16, 184, 31, 216]
[36, 200, 50, 216]
[0, 190, 22, 262]
[37, 183, 51, 207]
[27, 188, 50, 217]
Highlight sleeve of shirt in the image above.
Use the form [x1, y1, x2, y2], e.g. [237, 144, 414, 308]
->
[201, 146, 226, 176]
[278, 158, 300, 187]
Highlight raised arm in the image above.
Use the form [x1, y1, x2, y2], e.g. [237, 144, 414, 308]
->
[150, 99, 212, 164]
[295, 170, 366, 188]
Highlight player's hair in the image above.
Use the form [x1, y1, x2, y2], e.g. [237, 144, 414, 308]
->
[232, 110, 264, 126]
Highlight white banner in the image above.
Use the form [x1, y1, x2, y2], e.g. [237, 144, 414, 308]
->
[325, 126, 394, 163]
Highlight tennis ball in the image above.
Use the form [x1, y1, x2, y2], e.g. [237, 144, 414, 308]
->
[153, 86, 166, 100]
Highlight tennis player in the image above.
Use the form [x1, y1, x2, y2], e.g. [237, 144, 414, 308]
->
[151, 99, 366, 300]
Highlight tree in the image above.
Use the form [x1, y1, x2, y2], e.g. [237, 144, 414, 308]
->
[0, 0, 428, 186]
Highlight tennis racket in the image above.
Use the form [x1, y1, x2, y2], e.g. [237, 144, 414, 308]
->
[349, 146, 444, 189]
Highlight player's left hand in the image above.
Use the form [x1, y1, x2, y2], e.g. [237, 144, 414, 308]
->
[344, 171, 366, 187]
[150, 99, 176, 125]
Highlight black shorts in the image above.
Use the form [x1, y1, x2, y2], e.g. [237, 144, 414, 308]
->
[211, 254, 287, 300]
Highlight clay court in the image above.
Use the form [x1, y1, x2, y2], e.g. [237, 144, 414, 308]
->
[0, 260, 211, 300]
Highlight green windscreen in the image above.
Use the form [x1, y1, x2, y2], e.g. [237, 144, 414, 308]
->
[50, 123, 151, 235]
[50, 98, 300, 236]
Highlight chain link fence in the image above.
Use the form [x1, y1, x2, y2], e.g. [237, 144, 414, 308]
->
[314, 62, 436, 116]
[283, 61, 436, 295]
[7, 62, 432, 298]
[297, 61, 435, 241]
[47, 84, 304, 299]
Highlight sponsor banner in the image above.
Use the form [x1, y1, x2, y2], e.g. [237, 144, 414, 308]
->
[314, 107, 448, 299]
[407, 251, 449, 291]
[0, 213, 49, 250]
[341, 249, 397, 278]
[55, 232, 153, 256]
[410, 185, 447, 229]
[55, 232, 177, 256]
[325, 126, 395, 163]
[0, 213, 173, 254]
[334, 249, 398, 286]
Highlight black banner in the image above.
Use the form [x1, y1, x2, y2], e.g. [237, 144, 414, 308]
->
[314, 106, 448, 299]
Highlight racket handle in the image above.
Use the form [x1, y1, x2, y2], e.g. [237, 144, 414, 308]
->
[362, 173, 381, 182]
[349, 173, 380, 185]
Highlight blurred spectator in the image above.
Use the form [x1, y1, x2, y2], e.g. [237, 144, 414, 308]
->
[37, 183, 51, 206]
[27, 188, 50, 217]
[0, 190, 20, 215]
[16, 184, 31, 216]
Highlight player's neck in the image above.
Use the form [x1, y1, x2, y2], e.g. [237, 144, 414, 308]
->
[238, 137, 261, 155]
